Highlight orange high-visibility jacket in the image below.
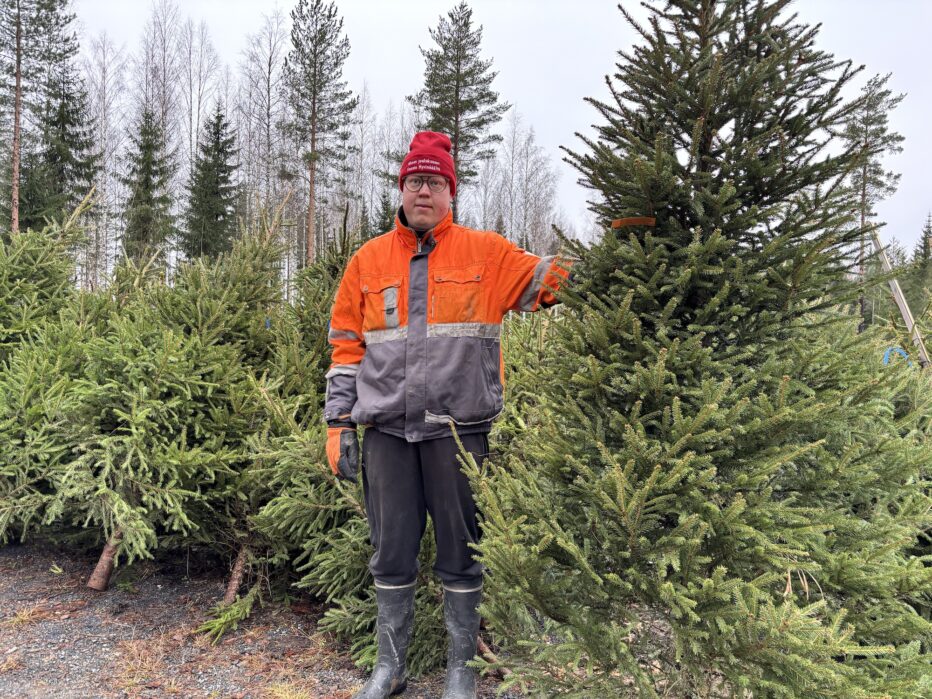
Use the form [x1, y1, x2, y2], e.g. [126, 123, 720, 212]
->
[325, 209, 570, 442]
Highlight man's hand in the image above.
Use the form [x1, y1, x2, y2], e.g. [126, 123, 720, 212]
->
[326, 420, 359, 482]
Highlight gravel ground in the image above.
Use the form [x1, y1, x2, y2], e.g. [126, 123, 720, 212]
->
[0, 542, 519, 699]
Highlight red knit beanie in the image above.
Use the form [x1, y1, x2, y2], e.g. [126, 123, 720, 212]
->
[398, 131, 456, 196]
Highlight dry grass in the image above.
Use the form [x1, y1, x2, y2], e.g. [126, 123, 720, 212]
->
[112, 635, 170, 690]
[0, 653, 23, 674]
[263, 682, 314, 699]
[3, 604, 53, 627]
[2, 598, 87, 628]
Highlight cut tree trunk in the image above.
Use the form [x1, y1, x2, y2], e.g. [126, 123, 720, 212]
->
[477, 635, 511, 679]
[222, 545, 250, 606]
[86, 529, 123, 591]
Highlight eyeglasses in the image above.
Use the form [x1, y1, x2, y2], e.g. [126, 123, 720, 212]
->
[403, 175, 449, 193]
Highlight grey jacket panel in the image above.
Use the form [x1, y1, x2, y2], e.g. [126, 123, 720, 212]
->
[351, 338, 407, 426]
[324, 364, 359, 422]
[424, 336, 503, 426]
[403, 236, 432, 442]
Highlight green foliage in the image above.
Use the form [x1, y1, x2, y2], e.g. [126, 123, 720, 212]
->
[899, 214, 932, 318]
[0, 0, 87, 227]
[55, 298, 237, 564]
[373, 189, 396, 237]
[0, 297, 101, 542]
[196, 579, 264, 644]
[0, 219, 79, 363]
[844, 73, 904, 229]
[472, 2, 932, 696]
[121, 108, 175, 264]
[182, 101, 240, 260]
[18, 59, 99, 231]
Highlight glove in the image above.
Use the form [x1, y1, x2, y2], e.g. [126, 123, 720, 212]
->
[326, 420, 359, 482]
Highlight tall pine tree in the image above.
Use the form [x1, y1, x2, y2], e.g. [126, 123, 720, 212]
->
[283, 0, 357, 265]
[121, 108, 175, 264]
[473, 2, 932, 696]
[182, 101, 239, 260]
[843, 73, 905, 330]
[408, 1, 509, 221]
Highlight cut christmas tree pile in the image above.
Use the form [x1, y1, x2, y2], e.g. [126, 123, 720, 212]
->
[472, 1, 932, 697]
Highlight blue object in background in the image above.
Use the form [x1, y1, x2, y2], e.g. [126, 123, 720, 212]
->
[265, 317, 272, 330]
[882, 347, 912, 367]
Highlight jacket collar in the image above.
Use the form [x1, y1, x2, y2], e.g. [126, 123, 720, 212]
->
[394, 207, 454, 251]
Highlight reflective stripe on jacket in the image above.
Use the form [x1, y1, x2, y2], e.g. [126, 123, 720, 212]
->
[324, 209, 569, 442]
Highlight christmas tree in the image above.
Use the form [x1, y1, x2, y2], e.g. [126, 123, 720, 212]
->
[182, 101, 240, 260]
[0, 215, 91, 542]
[120, 108, 175, 264]
[473, 2, 932, 696]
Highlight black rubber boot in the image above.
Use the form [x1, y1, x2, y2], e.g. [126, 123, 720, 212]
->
[353, 584, 416, 699]
[441, 585, 482, 699]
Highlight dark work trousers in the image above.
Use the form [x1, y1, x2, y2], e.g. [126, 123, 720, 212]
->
[361, 428, 487, 591]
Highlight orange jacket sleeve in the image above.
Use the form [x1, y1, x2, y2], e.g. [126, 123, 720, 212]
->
[491, 236, 572, 314]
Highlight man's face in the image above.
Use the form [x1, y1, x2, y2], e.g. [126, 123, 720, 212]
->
[401, 175, 452, 230]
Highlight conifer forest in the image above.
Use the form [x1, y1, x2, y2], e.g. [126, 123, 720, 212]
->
[0, 1, 930, 697]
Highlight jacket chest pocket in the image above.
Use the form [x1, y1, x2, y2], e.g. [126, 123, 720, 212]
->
[432, 265, 484, 323]
[361, 277, 403, 330]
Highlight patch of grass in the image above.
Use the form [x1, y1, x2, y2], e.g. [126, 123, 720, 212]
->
[114, 579, 139, 594]
[112, 637, 168, 690]
[262, 683, 314, 699]
[3, 604, 51, 627]
[0, 653, 23, 674]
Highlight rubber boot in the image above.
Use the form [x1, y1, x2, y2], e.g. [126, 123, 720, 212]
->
[353, 584, 416, 699]
[441, 585, 482, 699]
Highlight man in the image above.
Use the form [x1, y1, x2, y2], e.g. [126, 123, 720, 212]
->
[325, 131, 569, 699]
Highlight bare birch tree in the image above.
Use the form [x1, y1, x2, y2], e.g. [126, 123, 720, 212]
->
[497, 109, 557, 253]
[83, 31, 128, 287]
[237, 10, 288, 221]
[179, 18, 218, 182]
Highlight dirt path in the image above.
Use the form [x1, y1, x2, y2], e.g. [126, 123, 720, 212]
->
[0, 543, 515, 698]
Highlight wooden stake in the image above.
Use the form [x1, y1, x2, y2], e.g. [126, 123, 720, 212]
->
[86, 529, 123, 591]
[870, 231, 930, 368]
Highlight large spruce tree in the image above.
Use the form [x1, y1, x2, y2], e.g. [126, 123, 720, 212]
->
[408, 1, 509, 221]
[19, 60, 99, 231]
[903, 213, 932, 313]
[473, 2, 932, 696]
[121, 108, 175, 263]
[182, 101, 239, 260]
[283, 0, 357, 265]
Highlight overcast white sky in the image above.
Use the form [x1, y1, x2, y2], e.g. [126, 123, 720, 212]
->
[72, 0, 931, 250]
